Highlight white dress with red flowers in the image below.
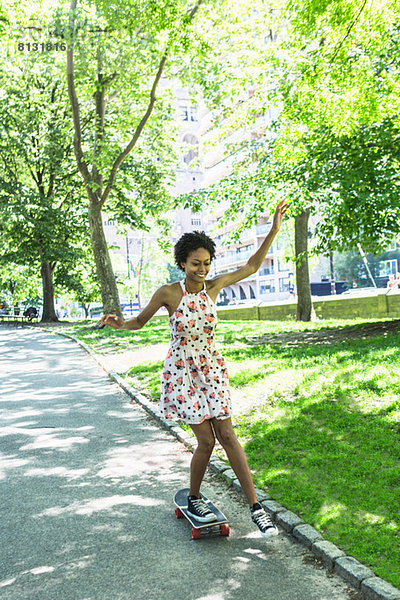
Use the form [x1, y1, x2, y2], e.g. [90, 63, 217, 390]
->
[159, 279, 232, 425]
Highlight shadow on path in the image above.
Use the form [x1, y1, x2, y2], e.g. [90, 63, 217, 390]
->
[0, 327, 360, 600]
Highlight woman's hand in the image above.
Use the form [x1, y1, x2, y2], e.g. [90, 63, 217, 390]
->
[96, 314, 125, 329]
[272, 199, 289, 231]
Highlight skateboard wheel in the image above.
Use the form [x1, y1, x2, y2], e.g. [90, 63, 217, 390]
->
[220, 524, 230, 536]
[191, 528, 202, 540]
[175, 508, 184, 519]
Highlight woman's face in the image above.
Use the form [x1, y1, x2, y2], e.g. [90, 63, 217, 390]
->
[181, 247, 211, 282]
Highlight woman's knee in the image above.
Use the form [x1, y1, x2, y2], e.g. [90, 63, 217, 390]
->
[213, 420, 238, 449]
[198, 436, 215, 454]
[190, 422, 215, 453]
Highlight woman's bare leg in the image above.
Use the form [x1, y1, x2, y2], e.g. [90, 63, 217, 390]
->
[188, 420, 216, 497]
[212, 417, 258, 506]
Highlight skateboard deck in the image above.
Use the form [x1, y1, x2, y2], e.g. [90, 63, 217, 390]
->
[174, 488, 229, 539]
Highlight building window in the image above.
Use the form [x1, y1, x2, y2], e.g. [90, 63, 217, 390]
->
[236, 244, 254, 254]
[279, 277, 290, 292]
[379, 259, 397, 277]
[179, 105, 198, 122]
[260, 281, 275, 294]
[278, 259, 291, 272]
[180, 105, 189, 121]
[260, 264, 274, 276]
[191, 218, 202, 227]
[182, 134, 199, 165]
[189, 106, 198, 121]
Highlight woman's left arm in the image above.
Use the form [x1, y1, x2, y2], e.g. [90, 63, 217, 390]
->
[246, 199, 288, 273]
[210, 199, 288, 292]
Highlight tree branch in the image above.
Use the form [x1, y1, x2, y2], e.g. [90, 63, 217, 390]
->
[66, 0, 91, 185]
[47, 173, 55, 198]
[36, 168, 45, 197]
[92, 47, 112, 190]
[100, 0, 205, 208]
[57, 189, 74, 209]
[100, 50, 168, 207]
[330, 0, 368, 63]
[187, 0, 204, 20]
[102, 71, 117, 90]
[105, 90, 118, 106]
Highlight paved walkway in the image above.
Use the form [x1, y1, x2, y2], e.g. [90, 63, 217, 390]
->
[0, 326, 360, 600]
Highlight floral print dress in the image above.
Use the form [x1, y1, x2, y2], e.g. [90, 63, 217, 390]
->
[159, 280, 232, 425]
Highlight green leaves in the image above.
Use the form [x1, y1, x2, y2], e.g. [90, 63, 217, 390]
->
[0, 49, 92, 301]
[178, 0, 400, 263]
[276, 0, 400, 132]
[300, 120, 400, 253]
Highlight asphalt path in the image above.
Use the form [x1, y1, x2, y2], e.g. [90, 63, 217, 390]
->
[0, 326, 360, 600]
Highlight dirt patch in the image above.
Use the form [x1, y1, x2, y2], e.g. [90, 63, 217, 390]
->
[246, 319, 400, 347]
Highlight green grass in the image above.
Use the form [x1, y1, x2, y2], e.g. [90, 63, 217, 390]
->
[126, 361, 164, 398]
[226, 330, 400, 587]
[232, 336, 400, 586]
[58, 317, 400, 587]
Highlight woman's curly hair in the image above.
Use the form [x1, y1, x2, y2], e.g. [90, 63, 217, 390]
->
[174, 231, 216, 272]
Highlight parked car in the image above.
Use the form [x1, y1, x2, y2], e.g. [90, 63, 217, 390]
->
[23, 307, 39, 321]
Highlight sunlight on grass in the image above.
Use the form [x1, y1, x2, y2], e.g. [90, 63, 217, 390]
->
[316, 502, 347, 528]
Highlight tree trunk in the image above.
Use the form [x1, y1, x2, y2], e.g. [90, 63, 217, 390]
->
[295, 209, 316, 322]
[80, 302, 90, 318]
[88, 202, 122, 317]
[40, 261, 58, 322]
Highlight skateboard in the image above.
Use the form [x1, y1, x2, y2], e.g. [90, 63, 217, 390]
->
[174, 488, 230, 540]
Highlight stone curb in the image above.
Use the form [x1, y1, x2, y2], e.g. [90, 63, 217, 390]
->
[43, 328, 400, 600]
[261, 499, 286, 518]
[292, 523, 324, 549]
[275, 509, 304, 533]
[334, 556, 375, 590]
[254, 487, 270, 502]
[208, 458, 231, 474]
[312, 540, 346, 570]
[361, 578, 400, 600]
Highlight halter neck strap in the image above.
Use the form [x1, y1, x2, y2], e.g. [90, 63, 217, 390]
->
[180, 279, 206, 293]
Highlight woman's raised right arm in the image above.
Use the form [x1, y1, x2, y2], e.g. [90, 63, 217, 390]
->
[97, 285, 170, 331]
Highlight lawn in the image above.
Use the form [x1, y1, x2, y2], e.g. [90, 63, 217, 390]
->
[62, 317, 400, 587]
[231, 333, 400, 587]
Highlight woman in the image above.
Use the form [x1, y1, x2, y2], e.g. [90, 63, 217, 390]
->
[99, 199, 288, 537]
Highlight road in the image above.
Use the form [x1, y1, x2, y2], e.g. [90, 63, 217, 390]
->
[0, 326, 360, 600]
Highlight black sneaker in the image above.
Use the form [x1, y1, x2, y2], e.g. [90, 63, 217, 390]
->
[187, 495, 218, 523]
[251, 503, 279, 538]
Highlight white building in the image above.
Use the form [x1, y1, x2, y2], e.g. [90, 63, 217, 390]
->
[174, 87, 294, 304]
